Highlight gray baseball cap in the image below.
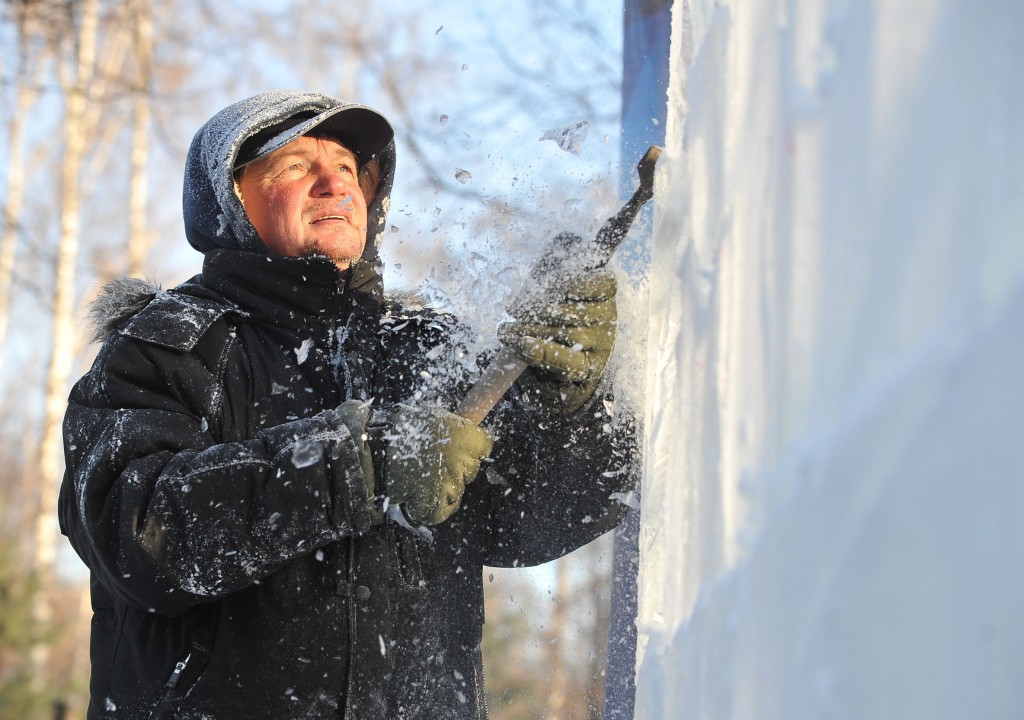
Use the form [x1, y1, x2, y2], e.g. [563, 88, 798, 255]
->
[234, 104, 394, 170]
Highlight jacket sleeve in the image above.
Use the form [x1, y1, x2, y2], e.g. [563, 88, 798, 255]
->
[58, 329, 373, 616]
[476, 383, 637, 568]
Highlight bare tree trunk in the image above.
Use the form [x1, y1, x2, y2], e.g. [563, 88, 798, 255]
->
[33, 0, 101, 685]
[0, 89, 30, 406]
[128, 0, 154, 277]
[584, 538, 613, 718]
[546, 555, 572, 719]
[0, 7, 43, 407]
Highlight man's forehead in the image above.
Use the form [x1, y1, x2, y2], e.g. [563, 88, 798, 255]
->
[265, 134, 358, 161]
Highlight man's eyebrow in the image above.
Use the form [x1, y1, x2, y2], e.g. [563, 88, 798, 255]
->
[326, 147, 358, 163]
[308, 137, 357, 160]
[264, 147, 315, 165]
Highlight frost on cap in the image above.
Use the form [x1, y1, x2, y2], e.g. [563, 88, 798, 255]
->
[182, 89, 396, 261]
[234, 105, 393, 169]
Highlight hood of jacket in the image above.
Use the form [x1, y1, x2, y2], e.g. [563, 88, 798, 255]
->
[182, 90, 397, 264]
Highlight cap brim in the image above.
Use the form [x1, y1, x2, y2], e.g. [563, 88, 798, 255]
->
[236, 105, 394, 169]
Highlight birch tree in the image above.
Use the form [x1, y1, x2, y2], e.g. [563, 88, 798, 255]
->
[0, 2, 44, 407]
[127, 0, 153, 277]
[33, 0, 101, 690]
[545, 557, 573, 719]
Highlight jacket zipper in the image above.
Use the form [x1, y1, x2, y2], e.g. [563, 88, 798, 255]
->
[329, 274, 353, 401]
[148, 651, 194, 720]
[164, 652, 192, 690]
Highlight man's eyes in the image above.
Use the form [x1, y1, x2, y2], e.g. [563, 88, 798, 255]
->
[276, 160, 355, 175]
[270, 159, 307, 175]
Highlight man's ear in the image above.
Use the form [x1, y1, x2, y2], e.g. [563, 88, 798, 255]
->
[233, 168, 246, 203]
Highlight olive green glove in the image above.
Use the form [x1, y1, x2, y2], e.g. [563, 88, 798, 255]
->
[334, 400, 383, 523]
[385, 404, 494, 526]
[497, 268, 617, 415]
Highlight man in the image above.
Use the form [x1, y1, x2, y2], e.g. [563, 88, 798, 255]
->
[59, 90, 632, 719]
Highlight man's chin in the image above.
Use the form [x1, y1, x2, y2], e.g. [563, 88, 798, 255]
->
[309, 241, 365, 270]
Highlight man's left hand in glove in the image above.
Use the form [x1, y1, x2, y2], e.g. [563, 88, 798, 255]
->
[497, 268, 617, 415]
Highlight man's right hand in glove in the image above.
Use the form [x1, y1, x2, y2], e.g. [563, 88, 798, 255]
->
[381, 404, 494, 526]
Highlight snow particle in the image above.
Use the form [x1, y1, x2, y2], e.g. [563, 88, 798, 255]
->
[294, 338, 314, 364]
[291, 439, 324, 468]
[610, 491, 640, 510]
[539, 121, 590, 155]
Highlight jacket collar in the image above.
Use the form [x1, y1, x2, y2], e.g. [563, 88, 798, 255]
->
[200, 249, 383, 330]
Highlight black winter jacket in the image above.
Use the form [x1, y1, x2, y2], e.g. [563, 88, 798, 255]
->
[58, 91, 633, 719]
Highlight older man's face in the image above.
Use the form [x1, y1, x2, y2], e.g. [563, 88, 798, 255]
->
[237, 135, 368, 270]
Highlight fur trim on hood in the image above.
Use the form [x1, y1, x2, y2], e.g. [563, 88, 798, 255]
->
[87, 276, 160, 344]
[182, 90, 396, 262]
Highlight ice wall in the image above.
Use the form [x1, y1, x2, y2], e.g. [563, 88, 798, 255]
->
[634, 2, 1024, 718]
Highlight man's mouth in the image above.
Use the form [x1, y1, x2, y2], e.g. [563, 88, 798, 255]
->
[311, 197, 355, 224]
[310, 212, 352, 225]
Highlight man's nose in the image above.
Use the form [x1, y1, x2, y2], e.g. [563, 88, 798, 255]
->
[313, 169, 353, 197]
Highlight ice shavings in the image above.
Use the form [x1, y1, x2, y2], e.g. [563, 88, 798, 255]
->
[539, 121, 589, 154]
[610, 490, 640, 510]
[290, 439, 324, 468]
[387, 505, 434, 542]
[294, 338, 314, 365]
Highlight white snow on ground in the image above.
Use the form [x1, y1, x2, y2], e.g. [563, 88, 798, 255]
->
[635, 1, 1024, 718]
